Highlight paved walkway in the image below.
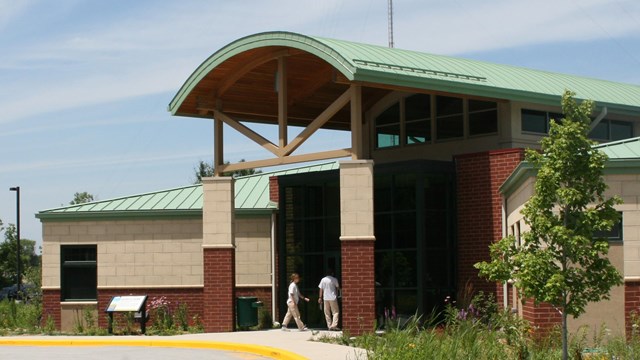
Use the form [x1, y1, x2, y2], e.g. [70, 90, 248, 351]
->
[0, 329, 367, 360]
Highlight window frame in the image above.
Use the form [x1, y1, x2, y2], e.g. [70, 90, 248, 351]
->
[373, 93, 498, 150]
[593, 212, 623, 242]
[60, 245, 97, 301]
[521, 108, 634, 142]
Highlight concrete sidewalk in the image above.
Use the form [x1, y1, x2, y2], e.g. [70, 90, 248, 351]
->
[0, 329, 367, 360]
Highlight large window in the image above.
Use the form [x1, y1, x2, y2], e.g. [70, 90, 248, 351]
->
[593, 213, 623, 242]
[521, 109, 563, 134]
[374, 162, 456, 320]
[522, 108, 634, 141]
[279, 171, 341, 327]
[405, 94, 431, 144]
[375, 103, 401, 148]
[590, 120, 634, 141]
[436, 96, 463, 139]
[61, 245, 97, 301]
[374, 94, 497, 149]
[469, 99, 498, 135]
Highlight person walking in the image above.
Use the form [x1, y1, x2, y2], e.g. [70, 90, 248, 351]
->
[282, 273, 309, 331]
[318, 269, 340, 331]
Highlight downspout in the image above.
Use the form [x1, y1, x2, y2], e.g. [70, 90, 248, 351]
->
[502, 197, 508, 310]
[270, 211, 277, 324]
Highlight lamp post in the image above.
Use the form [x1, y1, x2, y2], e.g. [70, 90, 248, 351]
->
[9, 186, 20, 296]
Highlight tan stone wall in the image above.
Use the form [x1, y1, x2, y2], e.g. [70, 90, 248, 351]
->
[504, 172, 640, 335]
[202, 177, 235, 246]
[339, 160, 375, 240]
[605, 174, 640, 278]
[568, 243, 624, 337]
[41, 219, 203, 288]
[59, 302, 98, 332]
[505, 177, 535, 230]
[235, 216, 272, 286]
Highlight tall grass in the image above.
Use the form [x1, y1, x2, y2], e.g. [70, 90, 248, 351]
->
[0, 299, 42, 334]
[341, 292, 640, 360]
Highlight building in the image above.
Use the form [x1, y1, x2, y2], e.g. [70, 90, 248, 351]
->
[38, 31, 640, 335]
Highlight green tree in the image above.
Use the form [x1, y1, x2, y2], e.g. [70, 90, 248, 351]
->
[192, 159, 261, 184]
[475, 91, 623, 360]
[0, 219, 39, 289]
[70, 191, 95, 205]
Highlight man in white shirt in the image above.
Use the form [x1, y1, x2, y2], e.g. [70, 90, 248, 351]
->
[318, 269, 340, 331]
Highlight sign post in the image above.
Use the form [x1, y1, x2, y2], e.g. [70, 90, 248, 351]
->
[105, 295, 148, 334]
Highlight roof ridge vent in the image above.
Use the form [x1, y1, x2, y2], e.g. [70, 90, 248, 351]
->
[352, 59, 487, 82]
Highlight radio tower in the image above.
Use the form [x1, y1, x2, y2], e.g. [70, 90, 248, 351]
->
[388, 0, 394, 48]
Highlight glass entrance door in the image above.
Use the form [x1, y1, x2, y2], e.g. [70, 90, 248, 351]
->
[278, 171, 340, 328]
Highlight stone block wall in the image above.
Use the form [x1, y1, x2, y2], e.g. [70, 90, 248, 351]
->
[41, 219, 203, 289]
[235, 217, 272, 286]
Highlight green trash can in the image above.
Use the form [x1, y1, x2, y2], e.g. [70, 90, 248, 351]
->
[236, 296, 263, 328]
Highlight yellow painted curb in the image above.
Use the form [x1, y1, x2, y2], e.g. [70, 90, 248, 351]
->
[0, 338, 308, 360]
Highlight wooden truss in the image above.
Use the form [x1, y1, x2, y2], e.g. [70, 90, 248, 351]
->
[199, 56, 364, 176]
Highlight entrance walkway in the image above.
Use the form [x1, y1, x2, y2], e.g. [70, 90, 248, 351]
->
[0, 329, 367, 360]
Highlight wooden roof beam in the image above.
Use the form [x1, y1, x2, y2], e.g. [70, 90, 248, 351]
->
[288, 67, 333, 107]
[218, 148, 352, 174]
[282, 87, 351, 156]
[216, 49, 290, 98]
[213, 109, 281, 157]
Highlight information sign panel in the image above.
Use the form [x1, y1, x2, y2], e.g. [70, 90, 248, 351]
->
[105, 295, 148, 334]
[106, 295, 147, 312]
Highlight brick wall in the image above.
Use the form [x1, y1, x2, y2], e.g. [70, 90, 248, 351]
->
[341, 240, 375, 335]
[269, 176, 279, 203]
[45, 286, 274, 332]
[42, 289, 61, 328]
[236, 286, 272, 322]
[97, 287, 203, 329]
[522, 300, 562, 335]
[625, 280, 640, 336]
[455, 149, 524, 296]
[203, 247, 236, 332]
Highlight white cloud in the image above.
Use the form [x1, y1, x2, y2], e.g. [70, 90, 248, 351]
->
[1, 0, 638, 126]
[0, 56, 197, 124]
[394, 0, 640, 54]
[0, 0, 33, 30]
[0, 149, 211, 174]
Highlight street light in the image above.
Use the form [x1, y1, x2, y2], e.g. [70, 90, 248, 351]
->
[9, 186, 20, 296]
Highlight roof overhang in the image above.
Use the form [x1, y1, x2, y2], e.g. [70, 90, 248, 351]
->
[170, 31, 640, 124]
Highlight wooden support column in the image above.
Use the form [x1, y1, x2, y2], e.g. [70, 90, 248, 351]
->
[214, 118, 224, 176]
[278, 56, 288, 148]
[350, 84, 363, 159]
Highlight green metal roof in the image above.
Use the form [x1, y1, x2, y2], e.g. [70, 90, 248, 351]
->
[36, 161, 339, 221]
[169, 31, 640, 116]
[500, 137, 640, 198]
[594, 137, 640, 159]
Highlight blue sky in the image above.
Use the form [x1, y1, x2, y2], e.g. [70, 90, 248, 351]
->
[1, 0, 639, 249]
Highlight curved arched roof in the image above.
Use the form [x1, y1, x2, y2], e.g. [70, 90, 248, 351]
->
[169, 31, 640, 119]
[168, 32, 359, 119]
